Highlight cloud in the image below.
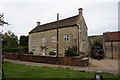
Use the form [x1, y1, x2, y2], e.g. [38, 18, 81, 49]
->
[0, 0, 119, 38]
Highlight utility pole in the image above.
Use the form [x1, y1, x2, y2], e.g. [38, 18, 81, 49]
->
[0, 31, 2, 80]
[56, 13, 59, 64]
[0, 13, 9, 80]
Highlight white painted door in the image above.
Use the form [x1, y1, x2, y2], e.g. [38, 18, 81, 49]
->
[42, 49, 45, 55]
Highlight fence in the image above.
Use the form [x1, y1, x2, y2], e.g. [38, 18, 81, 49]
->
[3, 53, 89, 66]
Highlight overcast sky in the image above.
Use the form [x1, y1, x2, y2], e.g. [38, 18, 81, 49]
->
[0, 0, 119, 38]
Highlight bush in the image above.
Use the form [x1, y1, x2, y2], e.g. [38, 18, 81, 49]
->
[49, 51, 56, 55]
[2, 46, 28, 54]
[29, 51, 34, 54]
[65, 47, 80, 56]
[18, 46, 28, 53]
[2, 47, 18, 53]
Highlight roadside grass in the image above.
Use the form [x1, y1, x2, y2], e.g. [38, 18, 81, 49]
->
[3, 62, 119, 78]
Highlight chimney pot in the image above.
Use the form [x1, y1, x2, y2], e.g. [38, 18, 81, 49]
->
[37, 21, 40, 26]
[78, 8, 83, 15]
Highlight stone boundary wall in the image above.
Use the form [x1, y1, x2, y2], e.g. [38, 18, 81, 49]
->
[3, 53, 89, 66]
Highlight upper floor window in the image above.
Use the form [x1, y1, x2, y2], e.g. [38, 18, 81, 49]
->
[32, 39, 36, 42]
[32, 39, 36, 44]
[41, 37, 46, 43]
[64, 34, 70, 42]
[51, 36, 57, 42]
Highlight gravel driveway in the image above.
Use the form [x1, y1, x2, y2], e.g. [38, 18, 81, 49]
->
[88, 58, 118, 71]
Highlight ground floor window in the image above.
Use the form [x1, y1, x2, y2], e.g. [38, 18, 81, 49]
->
[32, 47, 35, 51]
[64, 47, 68, 51]
[51, 47, 57, 53]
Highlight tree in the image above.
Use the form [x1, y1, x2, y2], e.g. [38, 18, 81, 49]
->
[90, 36, 103, 49]
[3, 30, 18, 48]
[0, 13, 8, 26]
[0, 13, 9, 80]
[19, 35, 28, 46]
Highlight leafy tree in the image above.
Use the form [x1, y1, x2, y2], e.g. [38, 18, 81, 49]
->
[19, 35, 28, 46]
[90, 36, 103, 49]
[2, 30, 18, 48]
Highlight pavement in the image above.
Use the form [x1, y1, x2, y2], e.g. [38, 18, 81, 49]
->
[4, 58, 119, 75]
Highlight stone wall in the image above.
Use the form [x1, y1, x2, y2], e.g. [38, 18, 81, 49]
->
[29, 26, 78, 56]
[104, 41, 120, 59]
[3, 53, 89, 66]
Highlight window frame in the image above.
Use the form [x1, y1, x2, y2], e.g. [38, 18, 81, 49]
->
[51, 35, 57, 42]
[51, 47, 57, 53]
[41, 37, 46, 43]
[64, 34, 70, 42]
[64, 47, 68, 51]
[32, 47, 35, 51]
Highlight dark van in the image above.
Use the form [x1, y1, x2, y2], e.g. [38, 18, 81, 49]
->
[91, 47, 104, 60]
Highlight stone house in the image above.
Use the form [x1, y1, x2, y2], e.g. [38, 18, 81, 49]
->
[103, 31, 120, 59]
[29, 8, 90, 56]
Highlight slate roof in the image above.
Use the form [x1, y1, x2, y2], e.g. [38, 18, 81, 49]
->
[29, 15, 79, 34]
[103, 31, 120, 42]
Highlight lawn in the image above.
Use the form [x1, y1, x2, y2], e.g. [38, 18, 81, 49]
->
[2, 62, 119, 79]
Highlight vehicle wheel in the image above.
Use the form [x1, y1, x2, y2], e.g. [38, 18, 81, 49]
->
[98, 56, 100, 60]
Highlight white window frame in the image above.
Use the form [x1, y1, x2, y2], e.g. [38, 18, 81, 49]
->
[64, 34, 70, 42]
[64, 47, 68, 51]
[32, 39, 36, 44]
[41, 37, 46, 43]
[32, 47, 35, 51]
[51, 36, 57, 42]
[51, 47, 57, 53]
[32, 39, 36, 42]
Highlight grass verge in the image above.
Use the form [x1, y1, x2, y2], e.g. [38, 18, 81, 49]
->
[3, 62, 119, 79]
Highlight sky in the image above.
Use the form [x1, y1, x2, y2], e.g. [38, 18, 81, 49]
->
[0, 0, 119, 38]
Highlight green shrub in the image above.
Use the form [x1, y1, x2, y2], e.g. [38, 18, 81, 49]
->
[65, 47, 80, 56]
[2, 46, 28, 54]
[18, 46, 28, 53]
[29, 51, 34, 54]
[2, 47, 18, 53]
[49, 51, 56, 55]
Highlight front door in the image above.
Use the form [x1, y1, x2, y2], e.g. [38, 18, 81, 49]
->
[42, 49, 45, 55]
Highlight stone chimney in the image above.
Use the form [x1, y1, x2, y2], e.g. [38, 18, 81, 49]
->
[37, 21, 40, 26]
[78, 8, 83, 15]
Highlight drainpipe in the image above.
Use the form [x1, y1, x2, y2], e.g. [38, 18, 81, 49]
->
[111, 41, 113, 59]
[76, 24, 80, 52]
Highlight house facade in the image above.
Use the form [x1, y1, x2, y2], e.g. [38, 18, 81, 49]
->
[103, 31, 120, 59]
[29, 8, 90, 56]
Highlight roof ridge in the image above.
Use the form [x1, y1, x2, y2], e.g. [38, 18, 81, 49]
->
[39, 15, 79, 27]
[29, 14, 79, 34]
